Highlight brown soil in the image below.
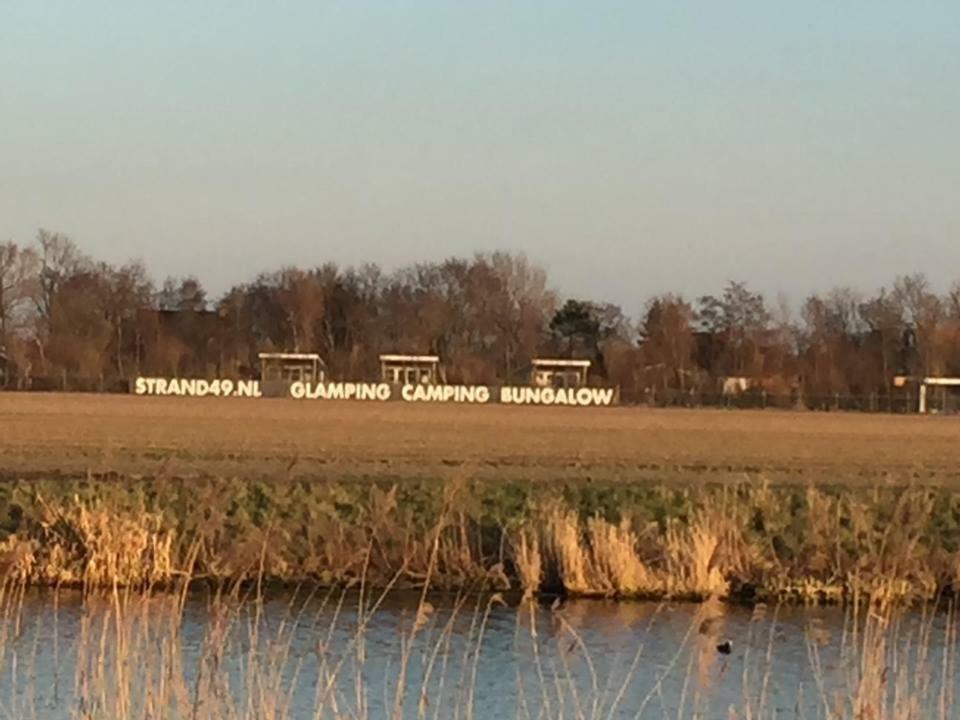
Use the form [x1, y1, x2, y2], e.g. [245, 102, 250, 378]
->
[1, 392, 958, 484]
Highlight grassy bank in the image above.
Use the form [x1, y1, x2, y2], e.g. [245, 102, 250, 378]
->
[1, 476, 959, 603]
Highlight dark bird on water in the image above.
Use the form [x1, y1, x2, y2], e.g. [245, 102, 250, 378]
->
[716, 640, 733, 655]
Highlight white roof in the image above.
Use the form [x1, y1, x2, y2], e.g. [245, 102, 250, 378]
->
[258, 352, 322, 361]
[923, 377, 960, 386]
[532, 358, 591, 368]
[379, 354, 440, 363]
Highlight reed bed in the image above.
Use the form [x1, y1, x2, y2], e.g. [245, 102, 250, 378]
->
[0, 476, 958, 604]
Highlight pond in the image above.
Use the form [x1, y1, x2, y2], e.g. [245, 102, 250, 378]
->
[0, 589, 954, 719]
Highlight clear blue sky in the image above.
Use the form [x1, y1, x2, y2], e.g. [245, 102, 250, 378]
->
[2, 1, 957, 310]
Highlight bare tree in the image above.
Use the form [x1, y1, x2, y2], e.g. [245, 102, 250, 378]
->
[487, 252, 557, 381]
[946, 281, 960, 320]
[277, 268, 325, 352]
[34, 229, 85, 337]
[800, 291, 862, 396]
[14, 224, 960, 403]
[858, 288, 905, 390]
[0, 241, 39, 343]
[892, 274, 944, 375]
[44, 268, 114, 377]
[638, 294, 696, 392]
[102, 261, 153, 375]
[158, 276, 207, 312]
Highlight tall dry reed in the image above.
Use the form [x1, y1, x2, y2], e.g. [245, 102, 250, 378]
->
[1, 479, 957, 605]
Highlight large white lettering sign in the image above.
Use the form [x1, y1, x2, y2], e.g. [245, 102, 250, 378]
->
[289, 382, 616, 407]
[499, 386, 616, 407]
[134, 377, 262, 398]
[290, 382, 392, 401]
[133, 378, 617, 407]
[400, 384, 491, 403]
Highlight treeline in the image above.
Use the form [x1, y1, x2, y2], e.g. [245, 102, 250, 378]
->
[1, 229, 959, 400]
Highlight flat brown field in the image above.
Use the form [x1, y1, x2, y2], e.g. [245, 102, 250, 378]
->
[1, 392, 959, 484]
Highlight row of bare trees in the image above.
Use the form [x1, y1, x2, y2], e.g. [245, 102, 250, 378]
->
[2, 229, 959, 400]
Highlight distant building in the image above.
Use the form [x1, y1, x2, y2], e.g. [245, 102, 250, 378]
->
[259, 352, 326, 384]
[258, 352, 325, 398]
[721, 376, 752, 396]
[531, 358, 591, 388]
[380, 354, 440, 384]
[909, 376, 960, 414]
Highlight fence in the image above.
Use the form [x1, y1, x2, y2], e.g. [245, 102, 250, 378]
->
[617, 388, 920, 413]
[0, 373, 133, 394]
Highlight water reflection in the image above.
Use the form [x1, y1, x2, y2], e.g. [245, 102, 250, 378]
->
[0, 589, 954, 719]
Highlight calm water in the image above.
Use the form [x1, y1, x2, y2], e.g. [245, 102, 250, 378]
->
[0, 590, 955, 719]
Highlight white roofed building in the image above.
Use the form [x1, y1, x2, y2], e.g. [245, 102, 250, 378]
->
[379, 354, 440, 385]
[259, 352, 326, 384]
[531, 358, 591, 389]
